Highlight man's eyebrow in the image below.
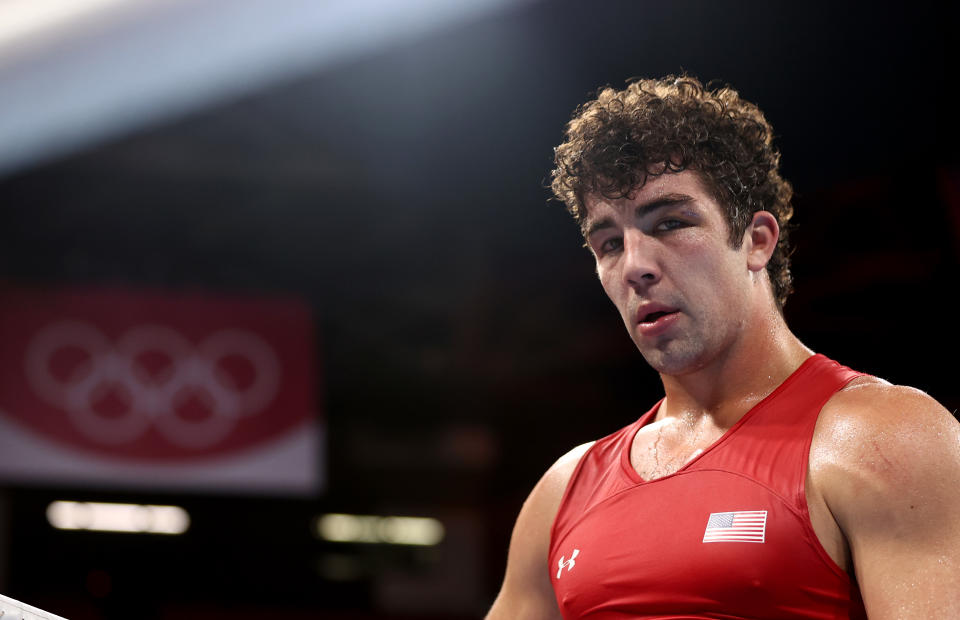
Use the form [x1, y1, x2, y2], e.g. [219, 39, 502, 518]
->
[582, 193, 694, 238]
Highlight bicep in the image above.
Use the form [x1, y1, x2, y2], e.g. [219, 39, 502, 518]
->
[486, 444, 591, 620]
[847, 474, 960, 619]
[485, 489, 563, 620]
[823, 387, 960, 618]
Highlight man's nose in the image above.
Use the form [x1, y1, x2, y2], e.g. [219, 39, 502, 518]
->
[622, 230, 661, 290]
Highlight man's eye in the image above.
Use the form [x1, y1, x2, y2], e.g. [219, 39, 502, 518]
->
[600, 238, 623, 254]
[656, 219, 687, 232]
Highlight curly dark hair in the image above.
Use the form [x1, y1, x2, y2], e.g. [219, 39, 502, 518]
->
[551, 75, 795, 308]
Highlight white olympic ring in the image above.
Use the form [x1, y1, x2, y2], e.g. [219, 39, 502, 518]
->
[25, 321, 281, 449]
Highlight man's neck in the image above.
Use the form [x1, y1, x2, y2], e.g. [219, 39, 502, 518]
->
[657, 308, 813, 429]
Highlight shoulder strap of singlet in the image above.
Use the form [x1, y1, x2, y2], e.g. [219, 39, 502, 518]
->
[690, 354, 863, 507]
[550, 403, 660, 551]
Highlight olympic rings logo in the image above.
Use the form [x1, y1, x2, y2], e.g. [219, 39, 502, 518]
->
[25, 321, 281, 449]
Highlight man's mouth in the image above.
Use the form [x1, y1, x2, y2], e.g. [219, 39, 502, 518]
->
[640, 310, 678, 324]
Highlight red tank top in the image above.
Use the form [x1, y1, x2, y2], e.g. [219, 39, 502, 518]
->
[549, 354, 867, 619]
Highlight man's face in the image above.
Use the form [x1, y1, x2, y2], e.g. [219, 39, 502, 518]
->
[582, 170, 758, 376]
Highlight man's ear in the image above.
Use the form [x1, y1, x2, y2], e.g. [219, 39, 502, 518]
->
[744, 211, 779, 272]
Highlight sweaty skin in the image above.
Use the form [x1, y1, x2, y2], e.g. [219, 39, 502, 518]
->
[486, 171, 960, 619]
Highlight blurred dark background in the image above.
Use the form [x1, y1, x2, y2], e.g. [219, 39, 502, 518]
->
[0, 1, 957, 618]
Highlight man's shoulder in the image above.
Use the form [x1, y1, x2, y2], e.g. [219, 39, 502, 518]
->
[533, 442, 596, 508]
[538, 413, 648, 492]
[486, 441, 597, 620]
[818, 375, 957, 447]
[807, 375, 960, 615]
[812, 374, 959, 518]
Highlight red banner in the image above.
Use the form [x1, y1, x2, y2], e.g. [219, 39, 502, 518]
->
[0, 285, 322, 494]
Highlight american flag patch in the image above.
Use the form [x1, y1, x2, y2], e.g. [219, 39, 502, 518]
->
[702, 510, 767, 543]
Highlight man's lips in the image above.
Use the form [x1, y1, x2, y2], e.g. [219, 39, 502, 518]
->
[639, 310, 677, 324]
[635, 305, 681, 337]
[636, 305, 680, 325]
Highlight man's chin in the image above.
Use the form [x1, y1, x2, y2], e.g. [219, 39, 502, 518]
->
[638, 344, 709, 377]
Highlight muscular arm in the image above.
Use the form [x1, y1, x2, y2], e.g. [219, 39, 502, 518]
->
[485, 443, 592, 620]
[815, 381, 960, 619]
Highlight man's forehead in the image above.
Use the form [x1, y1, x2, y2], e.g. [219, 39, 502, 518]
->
[584, 171, 708, 208]
[580, 195, 624, 235]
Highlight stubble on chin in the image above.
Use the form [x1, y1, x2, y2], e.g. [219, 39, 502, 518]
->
[635, 335, 710, 377]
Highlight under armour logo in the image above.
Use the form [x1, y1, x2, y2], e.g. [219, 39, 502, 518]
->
[556, 549, 580, 578]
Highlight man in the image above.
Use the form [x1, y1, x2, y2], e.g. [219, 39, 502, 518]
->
[486, 76, 960, 619]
